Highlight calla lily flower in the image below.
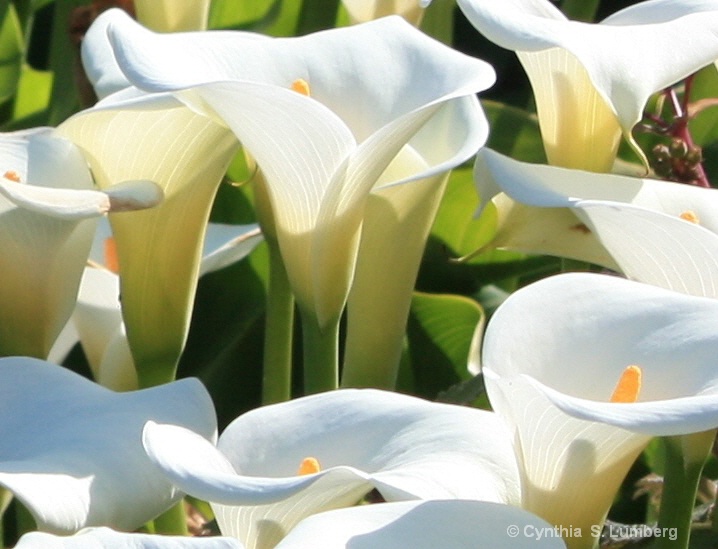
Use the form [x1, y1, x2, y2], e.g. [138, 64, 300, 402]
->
[13, 503, 565, 549]
[134, 0, 211, 32]
[142, 389, 520, 549]
[341, 0, 432, 26]
[273, 500, 566, 549]
[481, 271, 718, 547]
[472, 148, 718, 295]
[457, 0, 718, 171]
[0, 357, 217, 534]
[0, 128, 161, 358]
[54, 219, 262, 391]
[15, 527, 242, 549]
[57, 91, 241, 387]
[90, 9, 494, 332]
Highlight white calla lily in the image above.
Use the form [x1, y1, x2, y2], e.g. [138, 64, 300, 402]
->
[134, 0, 211, 32]
[57, 91, 240, 387]
[457, 0, 718, 170]
[15, 527, 242, 549]
[0, 128, 160, 358]
[472, 148, 718, 296]
[56, 219, 262, 391]
[571, 200, 718, 298]
[143, 389, 520, 549]
[0, 357, 217, 534]
[482, 271, 718, 547]
[93, 9, 494, 332]
[341, 0, 432, 26]
[274, 500, 566, 549]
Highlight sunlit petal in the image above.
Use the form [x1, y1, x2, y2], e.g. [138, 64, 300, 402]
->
[144, 389, 519, 549]
[483, 271, 718, 543]
[15, 527, 242, 548]
[457, 0, 718, 168]
[276, 500, 566, 549]
[0, 357, 216, 534]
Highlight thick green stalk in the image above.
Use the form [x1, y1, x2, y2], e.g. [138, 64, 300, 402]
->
[656, 430, 715, 549]
[301, 310, 339, 394]
[262, 242, 295, 404]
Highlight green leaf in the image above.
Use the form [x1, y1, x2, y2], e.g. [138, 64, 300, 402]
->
[46, 0, 86, 124]
[429, 165, 496, 258]
[0, 4, 23, 106]
[12, 63, 51, 119]
[420, 0, 454, 44]
[179, 244, 269, 429]
[296, 0, 340, 34]
[560, 0, 600, 22]
[209, 0, 292, 35]
[483, 99, 546, 163]
[688, 64, 718, 147]
[402, 291, 484, 399]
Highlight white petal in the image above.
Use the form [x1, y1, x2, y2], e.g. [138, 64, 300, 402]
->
[276, 500, 566, 549]
[134, 0, 211, 32]
[81, 10, 134, 99]
[475, 148, 718, 218]
[15, 527, 243, 548]
[484, 272, 718, 431]
[72, 268, 123, 378]
[479, 271, 718, 537]
[104, 12, 494, 138]
[0, 178, 162, 219]
[457, 0, 718, 131]
[574, 201, 718, 298]
[0, 357, 217, 534]
[199, 223, 263, 276]
[144, 390, 519, 549]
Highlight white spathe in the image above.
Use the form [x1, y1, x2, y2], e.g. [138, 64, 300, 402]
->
[15, 527, 242, 549]
[62, 220, 262, 391]
[457, 0, 718, 170]
[143, 389, 520, 549]
[274, 500, 566, 549]
[473, 148, 718, 297]
[58, 90, 240, 385]
[481, 271, 718, 546]
[341, 0, 432, 26]
[0, 357, 217, 534]
[134, 0, 211, 32]
[0, 128, 160, 358]
[90, 9, 494, 327]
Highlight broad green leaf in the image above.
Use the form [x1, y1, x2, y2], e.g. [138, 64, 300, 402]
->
[209, 0, 297, 36]
[429, 165, 492, 257]
[420, 0, 454, 44]
[483, 99, 546, 163]
[12, 63, 51, 119]
[404, 291, 484, 398]
[297, 0, 340, 34]
[0, 4, 23, 105]
[560, 0, 599, 22]
[47, 0, 85, 124]
[179, 243, 269, 430]
[688, 64, 718, 146]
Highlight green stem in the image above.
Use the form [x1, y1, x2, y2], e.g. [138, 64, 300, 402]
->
[300, 310, 339, 394]
[656, 431, 714, 549]
[262, 243, 295, 404]
[152, 500, 188, 536]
